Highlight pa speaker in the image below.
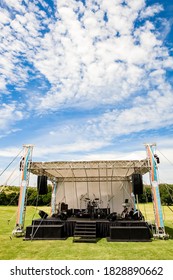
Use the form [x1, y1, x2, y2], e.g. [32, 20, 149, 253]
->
[37, 175, 48, 195]
[132, 173, 143, 195]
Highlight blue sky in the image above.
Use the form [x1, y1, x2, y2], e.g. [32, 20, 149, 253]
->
[0, 0, 173, 185]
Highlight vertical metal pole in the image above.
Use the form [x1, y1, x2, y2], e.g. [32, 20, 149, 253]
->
[145, 144, 167, 238]
[131, 192, 136, 211]
[13, 144, 34, 237]
[51, 180, 57, 216]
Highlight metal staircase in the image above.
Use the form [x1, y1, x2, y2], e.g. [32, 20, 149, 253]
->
[73, 221, 97, 243]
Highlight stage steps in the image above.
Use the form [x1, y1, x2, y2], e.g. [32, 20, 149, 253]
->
[73, 221, 97, 243]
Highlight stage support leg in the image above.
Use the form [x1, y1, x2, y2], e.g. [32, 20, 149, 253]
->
[12, 145, 34, 237]
[131, 192, 136, 211]
[51, 181, 57, 216]
[145, 144, 168, 239]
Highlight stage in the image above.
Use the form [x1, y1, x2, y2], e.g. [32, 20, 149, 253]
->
[25, 214, 153, 242]
[13, 144, 168, 240]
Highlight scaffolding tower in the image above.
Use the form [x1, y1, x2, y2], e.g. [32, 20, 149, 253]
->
[12, 144, 34, 237]
[145, 143, 168, 239]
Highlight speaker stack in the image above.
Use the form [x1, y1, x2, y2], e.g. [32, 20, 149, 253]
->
[37, 175, 48, 195]
[132, 173, 143, 195]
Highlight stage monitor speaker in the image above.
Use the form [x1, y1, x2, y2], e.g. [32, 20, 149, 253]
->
[132, 173, 143, 195]
[37, 175, 48, 195]
[38, 210, 48, 219]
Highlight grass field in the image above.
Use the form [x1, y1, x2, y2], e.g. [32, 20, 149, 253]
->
[0, 204, 173, 260]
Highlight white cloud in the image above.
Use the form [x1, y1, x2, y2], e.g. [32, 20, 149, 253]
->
[23, 0, 172, 116]
[83, 83, 173, 139]
[2, 0, 26, 13]
[77, 151, 146, 161]
[32, 140, 108, 158]
[0, 8, 10, 24]
[0, 0, 172, 115]
[140, 4, 163, 19]
[0, 0, 53, 92]
[0, 146, 23, 157]
[0, 103, 24, 131]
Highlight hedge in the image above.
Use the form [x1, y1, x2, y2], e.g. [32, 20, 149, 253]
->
[0, 186, 52, 206]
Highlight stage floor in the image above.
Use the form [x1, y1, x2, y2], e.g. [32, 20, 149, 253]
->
[25, 216, 153, 242]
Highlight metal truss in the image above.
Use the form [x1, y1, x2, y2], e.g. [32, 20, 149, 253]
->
[29, 159, 149, 182]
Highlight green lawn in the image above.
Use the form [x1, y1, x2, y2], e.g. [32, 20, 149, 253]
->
[0, 204, 173, 260]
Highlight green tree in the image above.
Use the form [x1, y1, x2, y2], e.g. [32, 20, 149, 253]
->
[0, 192, 7, 205]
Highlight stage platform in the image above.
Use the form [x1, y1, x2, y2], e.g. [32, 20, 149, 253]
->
[25, 217, 153, 242]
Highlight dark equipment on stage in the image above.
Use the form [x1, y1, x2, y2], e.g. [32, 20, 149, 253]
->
[74, 198, 108, 219]
[132, 173, 143, 195]
[56, 202, 69, 220]
[37, 175, 48, 195]
[132, 209, 144, 221]
[60, 202, 68, 212]
[59, 212, 68, 220]
[39, 210, 49, 219]
[129, 208, 134, 219]
[86, 198, 106, 219]
[107, 212, 117, 221]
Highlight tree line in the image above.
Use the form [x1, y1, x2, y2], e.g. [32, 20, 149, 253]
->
[0, 184, 173, 206]
[139, 184, 173, 205]
[0, 185, 52, 206]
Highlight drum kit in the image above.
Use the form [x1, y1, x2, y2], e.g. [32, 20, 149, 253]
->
[81, 197, 106, 219]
